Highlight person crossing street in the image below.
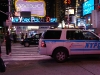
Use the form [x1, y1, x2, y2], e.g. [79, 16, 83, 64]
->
[5, 31, 12, 55]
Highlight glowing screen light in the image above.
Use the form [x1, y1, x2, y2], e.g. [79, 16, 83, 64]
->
[10, 17, 57, 23]
[15, 0, 46, 17]
[83, 0, 94, 16]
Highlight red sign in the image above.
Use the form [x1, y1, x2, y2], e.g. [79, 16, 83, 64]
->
[98, 5, 100, 9]
[64, 0, 71, 4]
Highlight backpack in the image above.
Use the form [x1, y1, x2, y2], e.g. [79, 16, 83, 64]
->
[0, 58, 6, 72]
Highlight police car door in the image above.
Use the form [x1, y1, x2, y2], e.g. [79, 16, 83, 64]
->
[83, 31, 100, 54]
[66, 30, 85, 55]
[42, 30, 62, 55]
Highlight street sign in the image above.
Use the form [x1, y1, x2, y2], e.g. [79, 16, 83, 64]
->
[6, 19, 12, 26]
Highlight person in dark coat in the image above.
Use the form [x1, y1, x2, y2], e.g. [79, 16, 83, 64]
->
[0, 43, 1, 57]
[21, 33, 24, 39]
[5, 31, 11, 55]
[13, 33, 17, 43]
[25, 33, 27, 39]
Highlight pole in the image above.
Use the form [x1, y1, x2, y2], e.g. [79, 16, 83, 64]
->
[8, 0, 11, 33]
[8, 0, 11, 20]
[67, 7, 69, 28]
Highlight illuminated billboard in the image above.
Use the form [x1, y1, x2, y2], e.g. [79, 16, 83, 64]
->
[83, 0, 94, 16]
[10, 16, 57, 23]
[15, 0, 46, 17]
[65, 9, 74, 15]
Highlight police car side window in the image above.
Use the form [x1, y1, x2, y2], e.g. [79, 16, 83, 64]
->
[83, 31, 99, 40]
[43, 30, 62, 39]
[66, 31, 75, 40]
[66, 30, 84, 40]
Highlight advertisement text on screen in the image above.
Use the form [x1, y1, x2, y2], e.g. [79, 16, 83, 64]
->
[10, 17, 57, 23]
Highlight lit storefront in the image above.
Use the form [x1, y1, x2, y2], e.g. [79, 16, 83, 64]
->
[10, 0, 58, 40]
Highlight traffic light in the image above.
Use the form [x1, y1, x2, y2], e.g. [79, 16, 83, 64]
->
[64, 0, 76, 7]
[98, 4, 100, 10]
[64, 0, 71, 4]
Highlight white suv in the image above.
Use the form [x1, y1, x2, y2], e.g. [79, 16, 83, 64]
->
[38, 29, 100, 63]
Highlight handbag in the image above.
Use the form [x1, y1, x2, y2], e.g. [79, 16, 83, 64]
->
[0, 58, 6, 72]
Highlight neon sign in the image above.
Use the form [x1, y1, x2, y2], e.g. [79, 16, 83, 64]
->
[15, 0, 46, 17]
[10, 17, 57, 23]
[83, 0, 94, 16]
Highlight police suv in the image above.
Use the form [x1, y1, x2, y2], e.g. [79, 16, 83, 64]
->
[38, 29, 100, 63]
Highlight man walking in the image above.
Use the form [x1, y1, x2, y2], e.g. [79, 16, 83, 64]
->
[5, 31, 11, 55]
[0, 41, 1, 57]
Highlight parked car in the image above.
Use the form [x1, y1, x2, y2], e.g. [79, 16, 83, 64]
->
[21, 33, 41, 47]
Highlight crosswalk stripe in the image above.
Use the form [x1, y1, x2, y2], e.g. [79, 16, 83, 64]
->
[1, 45, 50, 61]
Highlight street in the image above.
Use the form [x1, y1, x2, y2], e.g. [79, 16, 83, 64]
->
[1, 43, 50, 61]
[1, 44, 100, 75]
[1, 57, 100, 75]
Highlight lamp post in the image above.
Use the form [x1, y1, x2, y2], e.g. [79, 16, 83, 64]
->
[8, 0, 11, 33]
[67, 7, 69, 28]
[8, 0, 11, 20]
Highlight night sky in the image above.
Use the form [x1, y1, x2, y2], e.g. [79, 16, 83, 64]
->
[0, 0, 8, 27]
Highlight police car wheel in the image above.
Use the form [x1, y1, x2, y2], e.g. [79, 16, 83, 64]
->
[54, 50, 67, 63]
[24, 42, 30, 47]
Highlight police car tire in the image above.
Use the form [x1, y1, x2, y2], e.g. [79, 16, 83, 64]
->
[53, 49, 67, 63]
[24, 42, 30, 47]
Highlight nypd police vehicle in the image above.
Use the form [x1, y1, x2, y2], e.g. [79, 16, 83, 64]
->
[38, 29, 100, 63]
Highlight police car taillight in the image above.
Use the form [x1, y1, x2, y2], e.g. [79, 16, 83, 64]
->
[41, 41, 46, 47]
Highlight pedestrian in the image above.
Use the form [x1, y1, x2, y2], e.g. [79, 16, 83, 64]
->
[5, 31, 11, 55]
[25, 33, 27, 39]
[13, 33, 17, 43]
[0, 40, 1, 57]
[21, 33, 24, 39]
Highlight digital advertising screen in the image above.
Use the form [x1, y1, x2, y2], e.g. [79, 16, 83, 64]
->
[83, 0, 94, 16]
[14, 0, 46, 17]
[11, 0, 57, 23]
[65, 9, 75, 15]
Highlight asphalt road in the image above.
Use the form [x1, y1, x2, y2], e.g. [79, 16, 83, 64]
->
[1, 43, 100, 75]
[1, 44, 50, 61]
[1, 57, 100, 75]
